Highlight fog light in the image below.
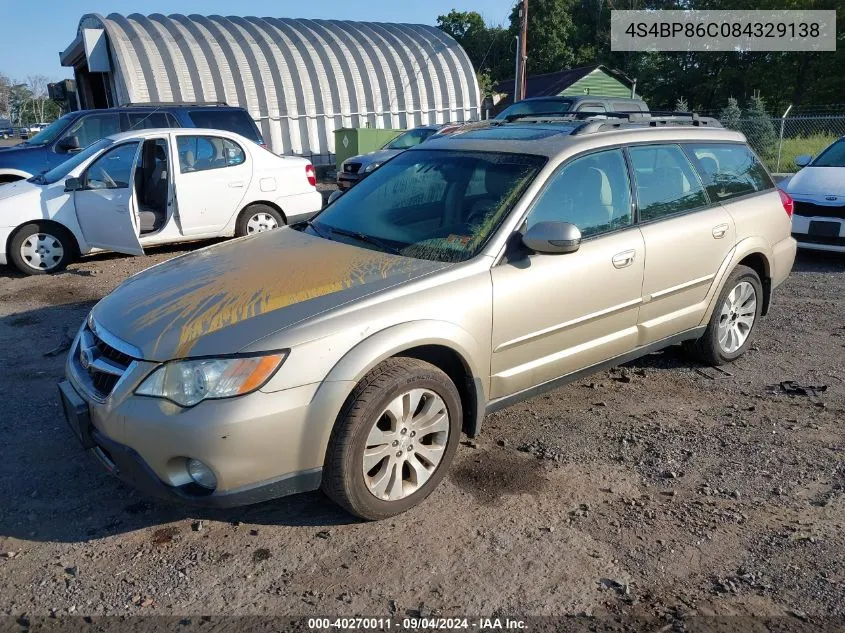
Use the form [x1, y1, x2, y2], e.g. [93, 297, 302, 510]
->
[186, 458, 217, 490]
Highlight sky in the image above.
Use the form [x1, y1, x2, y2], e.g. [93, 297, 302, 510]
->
[0, 0, 515, 81]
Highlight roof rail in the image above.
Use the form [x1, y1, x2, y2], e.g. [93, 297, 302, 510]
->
[117, 101, 230, 108]
[503, 111, 632, 123]
[572, 112, 723, 135]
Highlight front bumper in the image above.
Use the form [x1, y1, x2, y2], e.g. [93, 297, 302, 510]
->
[0, 225, 11, 265]
[792, 214, 845, 253]
[336, 171, 367, 190]
[62, 326, 354, 507]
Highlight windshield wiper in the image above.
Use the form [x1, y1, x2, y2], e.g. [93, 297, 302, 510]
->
[327, 226, 402, 255]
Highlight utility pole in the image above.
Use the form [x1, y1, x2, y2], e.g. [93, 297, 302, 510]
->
[517, 0, 529, 101]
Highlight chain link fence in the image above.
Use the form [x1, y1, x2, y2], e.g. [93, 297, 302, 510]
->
[701, 106, 845, 174]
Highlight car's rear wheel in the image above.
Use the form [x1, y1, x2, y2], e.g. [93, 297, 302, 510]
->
[685, 265, 762, 365]
[322, 357, 462, 520]
[9, 222, 76, 275]
[235, 204, 284, 237]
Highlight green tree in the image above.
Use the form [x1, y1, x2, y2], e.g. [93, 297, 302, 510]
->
[740, 94, 777, 160]
[508, 0, 576, 75]
[720, 97, 742, 131]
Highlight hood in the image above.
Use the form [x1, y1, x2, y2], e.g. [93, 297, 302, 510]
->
[349, 149, 403, 166]
[0, 178, 39, 202]
[0, 143, 41, 159]
[92, 228, 451, 361]
[783, 166, 845, 197]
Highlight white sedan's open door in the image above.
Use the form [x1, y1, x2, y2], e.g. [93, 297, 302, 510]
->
[73, 141, 144, 256]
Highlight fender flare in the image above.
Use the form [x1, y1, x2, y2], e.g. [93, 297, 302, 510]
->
[316, 320, 489, 436]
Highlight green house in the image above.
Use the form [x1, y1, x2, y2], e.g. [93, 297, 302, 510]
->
[493, 64, 636, 111]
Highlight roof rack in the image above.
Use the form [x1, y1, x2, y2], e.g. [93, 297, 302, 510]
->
[572, 112, 722, 134]
[503, 111, 632, 123]
[117, 101, 230, 108]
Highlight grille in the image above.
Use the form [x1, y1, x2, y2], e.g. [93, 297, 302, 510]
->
[793, 201, 845, 219]
[344, 162, 361, 174]
[74, 324, 135, 400]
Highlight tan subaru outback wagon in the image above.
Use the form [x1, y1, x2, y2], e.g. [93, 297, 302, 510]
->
[59, 114, 797, 520]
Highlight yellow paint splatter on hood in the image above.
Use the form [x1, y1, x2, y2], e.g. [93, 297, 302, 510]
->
[96, 230, 437, 358]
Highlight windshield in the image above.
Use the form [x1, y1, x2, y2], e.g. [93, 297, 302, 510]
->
[495, 99, 573, 120]
[384, 128, 436, 150]
[30, 138, 114, 185]
[307, 149, 546, 262]
[20, 114, 74, 146]
[812, 139, 845, 167]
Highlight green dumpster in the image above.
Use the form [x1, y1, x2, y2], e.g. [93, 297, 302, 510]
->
[334, 127, 404, 171]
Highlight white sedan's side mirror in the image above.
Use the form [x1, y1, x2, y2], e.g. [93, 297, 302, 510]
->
[794, 154, 812, 168]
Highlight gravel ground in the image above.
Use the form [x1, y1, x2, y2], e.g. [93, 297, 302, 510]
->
[0, 244, 842, 624]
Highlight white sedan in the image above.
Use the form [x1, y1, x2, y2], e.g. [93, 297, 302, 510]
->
[0, 128, 323, 274]
[780, 137, 845, 253]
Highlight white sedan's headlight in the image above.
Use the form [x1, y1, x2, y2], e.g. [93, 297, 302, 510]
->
[363, 161, 383, 173]
[136, 352, 288, 407]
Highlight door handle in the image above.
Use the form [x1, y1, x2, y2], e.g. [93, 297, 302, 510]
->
[612, 250, 636, 269]
[712, 223, 729, 239]
[228, 181, 244, 188]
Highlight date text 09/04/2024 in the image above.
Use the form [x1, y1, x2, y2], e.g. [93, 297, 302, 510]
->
[307, 617, 527, 630]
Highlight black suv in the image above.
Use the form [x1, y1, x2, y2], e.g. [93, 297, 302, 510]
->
[495, 95, 649, 121]
[0, 103, 264, 183]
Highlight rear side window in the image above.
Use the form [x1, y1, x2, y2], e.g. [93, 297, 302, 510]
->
[629, 144, 708, 222]
[177, 135, 245, 173]
[685, 143, 773, 202]
[124, 112, 180, 130]
[187, 110, 262, 143]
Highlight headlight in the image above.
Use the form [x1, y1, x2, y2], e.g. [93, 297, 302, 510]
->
[363, 161, 382, 173]
[136, 352, 288, 407]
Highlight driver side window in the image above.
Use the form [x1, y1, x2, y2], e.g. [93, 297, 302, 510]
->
[526, 149, 633, 238]
[84, 142, 140, 190]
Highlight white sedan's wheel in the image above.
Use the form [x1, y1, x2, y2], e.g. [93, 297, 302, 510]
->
[235, 204, 284, 237]
[246, 212, 279, 234]
[13, 229, 70, 274]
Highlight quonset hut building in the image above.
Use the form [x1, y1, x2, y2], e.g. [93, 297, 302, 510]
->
[60, 13, 480, 163]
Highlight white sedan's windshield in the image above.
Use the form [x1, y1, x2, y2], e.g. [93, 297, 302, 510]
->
[31, 138, 114, 185]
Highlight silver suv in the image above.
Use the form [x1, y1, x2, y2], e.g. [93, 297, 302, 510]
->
[59, 114, 797, 520]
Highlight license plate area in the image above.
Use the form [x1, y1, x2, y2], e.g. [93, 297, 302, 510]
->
[58, 381, 96, 449]
[809, 220, 841, 237]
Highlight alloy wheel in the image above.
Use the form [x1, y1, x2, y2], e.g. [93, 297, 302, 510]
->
[717, 280, 757, 354]
[362, 388, 450, 501]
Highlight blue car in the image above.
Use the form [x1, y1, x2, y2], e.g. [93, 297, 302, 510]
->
[0, 103, 264, 184]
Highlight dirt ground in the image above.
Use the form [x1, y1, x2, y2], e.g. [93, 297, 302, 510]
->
[0, 242, 842, 626]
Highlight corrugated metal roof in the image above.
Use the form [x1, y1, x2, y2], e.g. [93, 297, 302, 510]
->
[70, 13, 480, 160]
[493, 65, 635, 109]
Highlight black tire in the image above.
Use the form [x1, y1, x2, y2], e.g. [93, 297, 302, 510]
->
[8, 222, 77, 275]
[685, 265, 763, 366]
[322, 357, 463, 520]
[235, 204, 284, 237]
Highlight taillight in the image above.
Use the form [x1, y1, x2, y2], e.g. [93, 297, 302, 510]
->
[305, 164, 316, 187]
[778, 189, 794, 218]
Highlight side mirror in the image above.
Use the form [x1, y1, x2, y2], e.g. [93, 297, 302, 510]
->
[794, 154, 812, 168]
[327, 189, 344, 205]
[58, 136, 81, 153]
[522, 221, 582, 255]
[64, 177, 82, 192]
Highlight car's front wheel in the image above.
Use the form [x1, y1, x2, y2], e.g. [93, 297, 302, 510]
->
[686, 265, 763, 365]
[9, 222, 76, 275]
[322, 357, 462, 520]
